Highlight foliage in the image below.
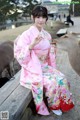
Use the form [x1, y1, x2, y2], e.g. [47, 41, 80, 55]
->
[0, 0, 13, 22]
[20, 0, 40, 17]
[70, 0, 80, 16]
[0, 0, 40, 24]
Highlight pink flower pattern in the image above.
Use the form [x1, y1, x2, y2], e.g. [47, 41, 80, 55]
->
[14, 26, 74, 115]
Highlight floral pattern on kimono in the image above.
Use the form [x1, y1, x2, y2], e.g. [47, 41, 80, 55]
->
[14, 25, 74, 115]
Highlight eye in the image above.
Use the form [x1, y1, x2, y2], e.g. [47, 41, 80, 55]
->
[36, 16, 40, 18]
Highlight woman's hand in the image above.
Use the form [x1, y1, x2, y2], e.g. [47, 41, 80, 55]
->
[29, 34, 43, 50]
[32, 35, 43, 46]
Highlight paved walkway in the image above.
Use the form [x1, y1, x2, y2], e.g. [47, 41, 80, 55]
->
[62, 17, 80, 33]
[30, 17, 80, 120]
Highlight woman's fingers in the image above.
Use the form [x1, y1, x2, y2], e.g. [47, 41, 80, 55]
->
[36, 35, 43, 42]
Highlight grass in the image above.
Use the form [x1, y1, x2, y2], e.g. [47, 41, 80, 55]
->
[0, 20, 66, 42]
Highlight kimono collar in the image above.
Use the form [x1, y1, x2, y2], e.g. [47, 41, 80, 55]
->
[31, 25, 44, 34]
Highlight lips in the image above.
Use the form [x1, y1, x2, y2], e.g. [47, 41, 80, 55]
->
[38, 23, 44, 25]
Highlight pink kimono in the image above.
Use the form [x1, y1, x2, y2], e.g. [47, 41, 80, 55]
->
[14, 26, 74, 115]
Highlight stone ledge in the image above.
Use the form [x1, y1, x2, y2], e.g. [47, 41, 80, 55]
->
[57, 28, 67, 37]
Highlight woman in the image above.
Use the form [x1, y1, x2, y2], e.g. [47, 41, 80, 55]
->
[14, 6, 74, 116]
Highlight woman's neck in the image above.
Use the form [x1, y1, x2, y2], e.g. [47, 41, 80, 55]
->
[34, 24, 42, 32]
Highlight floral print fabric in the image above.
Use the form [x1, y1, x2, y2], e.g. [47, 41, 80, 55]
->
[14, 26, 74, 115]
[32, 48, 74, 114]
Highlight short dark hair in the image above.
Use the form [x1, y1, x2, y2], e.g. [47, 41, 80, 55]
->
[32, 5, 48, 21]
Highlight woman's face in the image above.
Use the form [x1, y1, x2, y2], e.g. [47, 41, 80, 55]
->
[34, 16, 46, 30]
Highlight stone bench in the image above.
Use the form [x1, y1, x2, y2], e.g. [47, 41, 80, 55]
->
[0, 71, 32, 120]
[57, 28, 67, 37]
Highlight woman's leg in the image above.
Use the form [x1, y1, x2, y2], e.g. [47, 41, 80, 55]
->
[31, 81, 50, 115]
[43, 69, 74, 112]
[58, 78, 74, 112]
[43, 76, 61, 110]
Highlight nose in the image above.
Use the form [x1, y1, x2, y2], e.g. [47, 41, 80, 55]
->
[39, 17, 43, 22]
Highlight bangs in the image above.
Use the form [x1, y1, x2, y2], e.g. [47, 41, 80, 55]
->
[34, 11, 47, 18]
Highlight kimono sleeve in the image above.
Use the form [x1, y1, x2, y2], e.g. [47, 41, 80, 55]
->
[48, 45, 56, 68]
[47, 33, 57, 68]
[14, 31, 31, 69]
